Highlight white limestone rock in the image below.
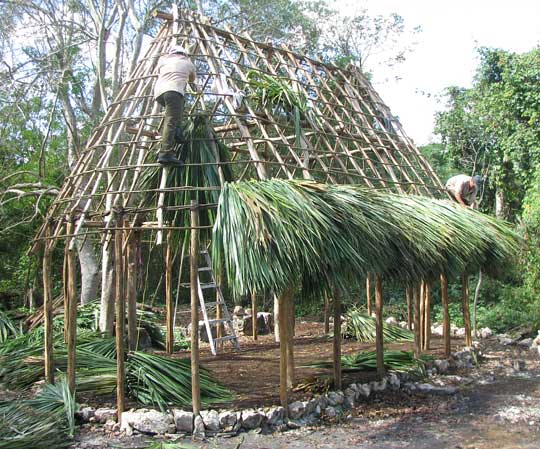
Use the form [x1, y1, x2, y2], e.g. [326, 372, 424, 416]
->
[120, 409, 173, 435]
[173, 410, 194, 433]
[200, 409, 220, 432]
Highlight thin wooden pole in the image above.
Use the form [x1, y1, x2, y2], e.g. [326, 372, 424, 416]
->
[333, 287, 342, 390]
[406, 286, 412, 330]
[66, 220, 77, 394]
[165, 230, 174, 354]
[423, 281, 431, 351]
[251, 290, 258, 340]
[63, 243, 69, 343]
[115, 213, 126, 423]
[42, 223, 54, 384]
[274, 294, 280, 343]
[126, 231, 138, 351]
[278, 289, 289, 412]
[366, 273, 372, 316]
[286, 288, 295, 388]
[216, 271, 223, 351]
[441, 273, 451, 357]
[419, 280, 425, 350]
[324, 291, 330, 334]
[190, 201, 201, 416]
[413, 283, 421, 358]
[461, 273, 473, 347]
[375, 274, 385, 379]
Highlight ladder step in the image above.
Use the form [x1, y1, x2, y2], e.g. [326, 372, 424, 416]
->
[214, 336, 237, 343]
[200, 282, 217, 289]
[207, 319, 229, 325]
[198, 267, 212, 272]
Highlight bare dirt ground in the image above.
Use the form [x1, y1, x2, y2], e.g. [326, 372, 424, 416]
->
[73, 323, 540, 449]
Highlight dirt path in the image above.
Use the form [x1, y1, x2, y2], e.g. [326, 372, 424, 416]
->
[74, 340, 540, 449]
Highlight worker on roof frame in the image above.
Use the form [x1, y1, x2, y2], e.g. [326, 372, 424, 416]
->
[445, 174, 484, 209]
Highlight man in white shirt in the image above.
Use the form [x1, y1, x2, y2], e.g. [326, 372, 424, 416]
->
[445, 174, 483, 208]
[154, 45, 196, 165]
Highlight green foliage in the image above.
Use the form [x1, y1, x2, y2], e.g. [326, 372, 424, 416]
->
[303, 350, 428, 377]
[345, 309, 413, 343]
[213, 179, 520, 298]
[0, 310, 19, 343]
[0, 378, 76, 448]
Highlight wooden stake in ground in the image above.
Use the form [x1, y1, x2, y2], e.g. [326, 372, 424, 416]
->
[423, 281, 431, 351]
[190, 201, 201, 416]
[165, 231, 174, 354]
[114, 213, 126, 422]
[274, 295, 280, 343]
[419, 280, 425, 350]
[375, 274, 385, 379]
[413, 283, 421, 358]
[461, 273, 473, 347]
[278, 288, 289, 412]
[126, 231, 138, 351]
[251, 290, 258, 340]
[333, 287, 342, 390]
[66, 220, 77, 394]
[441, 273, 451, 357]
[366, 273, 372, 316]
[406, 285, 412, 330]
[286, 288, 295, 388]
[324, 291, 330, 334]
[43, 223, 54, 384]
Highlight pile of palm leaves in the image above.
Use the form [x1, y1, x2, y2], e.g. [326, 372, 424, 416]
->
[246, 70, 308, 114]
[303, 350, 428, 376]
[0, 332, 231, 410]
[212, 180, 520, 297]
[345, 309, 413, 343]
[0, 310, 19, 343]
[0, 379, 76, 449]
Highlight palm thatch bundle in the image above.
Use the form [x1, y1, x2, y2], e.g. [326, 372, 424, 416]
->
[303, 350, 428, 376]
[345, 309, 413, 343]
[0, 379, 76, 449]
[212, 180, 520, 297]
[0, 311, 18, 343]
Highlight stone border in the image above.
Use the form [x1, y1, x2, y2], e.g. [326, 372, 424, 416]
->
[76, 347, 479, 438]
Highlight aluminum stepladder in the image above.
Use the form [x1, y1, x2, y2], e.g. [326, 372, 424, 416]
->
[190, 248, 240, 355]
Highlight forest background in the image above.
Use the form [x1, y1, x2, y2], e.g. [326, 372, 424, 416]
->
[1, 0, 539, 333]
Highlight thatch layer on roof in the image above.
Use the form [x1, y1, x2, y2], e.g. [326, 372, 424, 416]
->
[212, 180, 520, 297]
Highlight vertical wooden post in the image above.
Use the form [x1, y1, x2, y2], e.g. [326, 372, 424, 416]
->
[406, 286, 412, 330]
[114, 214, 126, 423]
[286, 289, 295, 388]
[419, 280, 425, 350]
[63, 243, 69, 342]
[126, 231, 138, 351]
[413, 283, 421, 358]
[333, 287, 342, 390]
[441, 273, 451, 357]
[66, 220, 77, 394]
[165, 231, 174, 354]
[190, 201, 201, 416]
[42, 223, 54, 384]
[216, 271, 223, 351]
[461, 273, 472, 347]
[375, 274, 385, 379]
[251, 291, 258, 340]
[324, 291, 330, 334]
[366, 273, 372, 316]
[274, 295, 280, 343]
[278, 289, 289, 412]
[423, 282, 431, 351]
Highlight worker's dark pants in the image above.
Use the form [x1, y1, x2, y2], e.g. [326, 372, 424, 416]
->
[156, 91, 185, 156]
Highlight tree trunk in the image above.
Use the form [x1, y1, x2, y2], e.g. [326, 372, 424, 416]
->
[99, 235, 115, 335]
[76, 238, 99, 304]
[495, 188, 509, 220]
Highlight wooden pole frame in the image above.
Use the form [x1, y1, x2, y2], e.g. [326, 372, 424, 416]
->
[251, 290, 258, 340]
[66, 219, 77, 394]
[278, 288, 289, 412]
[366, 273, 372, 316]
[406, 285, 412, 331]
[324, 291, 330, 334]
[441, 273, 451, 356]
[333, 287, 342, 391]
[413, 283, 421, 358]
[165, 230, 174, 354]
[190, 201, 201, 416]
[114, 212, 126, 422]
[42, 222, 54, 384]
[126, 230, 138, 351]
[461, 273, 473, 347]
[422, 281, 431, 351]
[375, 274, 385, 379]
[286, 288, 295, 388]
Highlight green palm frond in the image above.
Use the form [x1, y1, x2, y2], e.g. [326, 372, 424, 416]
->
[0, 310, 19, 343]
[345, 309, 413, 343]
[212, 180, 520, 298]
